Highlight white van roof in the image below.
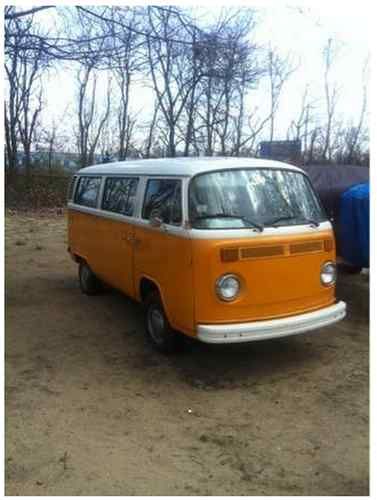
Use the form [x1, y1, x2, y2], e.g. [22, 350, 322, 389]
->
[76, 157, 304, 177]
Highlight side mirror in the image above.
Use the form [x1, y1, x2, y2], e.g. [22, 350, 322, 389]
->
[150, 211, 163, 228]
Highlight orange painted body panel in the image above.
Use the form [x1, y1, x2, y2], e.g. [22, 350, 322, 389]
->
[68, 210, 98, 265]
[69, 207, 336, 336]
[133, 225, 195, 336]
[91, 216, 135, 297]
[68, 210, 135, 297]
[68, 208, 195, 336]
[192, 230, 336, 324]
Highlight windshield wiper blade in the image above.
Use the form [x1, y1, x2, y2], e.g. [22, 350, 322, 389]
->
[193, 213, 264, 231]
[301, 218, 320, 227]
[265, 215, 320, 227]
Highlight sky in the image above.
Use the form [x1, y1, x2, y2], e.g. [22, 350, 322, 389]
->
[38, 3, 370, 147]
[254, 4, 369, 128]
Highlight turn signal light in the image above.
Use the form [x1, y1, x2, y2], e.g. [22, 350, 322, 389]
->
[324, 239, 334, 252]
[220, 248, 239, 262]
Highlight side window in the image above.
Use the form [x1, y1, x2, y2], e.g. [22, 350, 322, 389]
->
[67, 175, 77, 201]
[74, 176, 101, 208]
[102, 177, 139, 216]
[142, 179, 182, 225]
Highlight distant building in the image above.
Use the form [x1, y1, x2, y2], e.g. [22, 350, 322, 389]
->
[259, 140, 301, 164]
[16, 151, 103, 171]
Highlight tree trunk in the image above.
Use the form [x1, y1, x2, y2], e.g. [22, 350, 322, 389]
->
[145, 103, 159, 159]
[168, 126, 176, 157]
[23, 144, 31, 173]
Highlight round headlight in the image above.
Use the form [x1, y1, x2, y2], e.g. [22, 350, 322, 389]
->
[216, 274, 241, 301]
[321, 261, 336, 286]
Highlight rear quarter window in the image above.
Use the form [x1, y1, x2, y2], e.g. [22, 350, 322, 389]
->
[67, 175, 77, 201]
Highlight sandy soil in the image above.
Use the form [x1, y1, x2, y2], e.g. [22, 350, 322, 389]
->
[5, 213, 369, 495]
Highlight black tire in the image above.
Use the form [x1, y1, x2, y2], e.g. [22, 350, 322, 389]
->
[78, 261, 103, 295]
[144, 291, 184, 354]
[337, 262, 362, 275]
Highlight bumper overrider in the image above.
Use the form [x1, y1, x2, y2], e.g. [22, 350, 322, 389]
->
[197, 301, 346, 344]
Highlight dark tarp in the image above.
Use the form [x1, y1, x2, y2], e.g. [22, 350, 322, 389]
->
[301, 164, 369, 220]
[301, 165, 369, 261]
[340, 183, 369, 268]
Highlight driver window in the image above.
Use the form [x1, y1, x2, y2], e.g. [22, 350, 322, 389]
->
[142, 179, 182, 225]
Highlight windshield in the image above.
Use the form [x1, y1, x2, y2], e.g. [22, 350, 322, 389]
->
[189, 168, 327, 229]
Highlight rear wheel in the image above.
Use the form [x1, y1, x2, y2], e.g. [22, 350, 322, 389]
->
[78, 261, 103, 295]
[144, 291, 184, 354]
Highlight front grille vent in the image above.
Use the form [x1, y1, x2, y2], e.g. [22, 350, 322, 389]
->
[240, 246, 285, 259]
[221, 239, 329, 262]
[324, 239, 334, 252]
[290, 241, 323, 254]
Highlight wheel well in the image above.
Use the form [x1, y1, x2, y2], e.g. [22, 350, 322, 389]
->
[139, 278, 160, 302]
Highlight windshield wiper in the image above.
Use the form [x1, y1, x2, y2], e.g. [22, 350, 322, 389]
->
[265, 215, 320, 227]
[193, 213, 264, 232]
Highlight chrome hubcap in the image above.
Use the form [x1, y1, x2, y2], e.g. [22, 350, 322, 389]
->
[147, 306, 165, 344]
[81, 266, 90, 285]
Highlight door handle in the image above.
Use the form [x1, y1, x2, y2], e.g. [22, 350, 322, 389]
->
[121, 232, 133, 241]
[124, 233, 141, 246]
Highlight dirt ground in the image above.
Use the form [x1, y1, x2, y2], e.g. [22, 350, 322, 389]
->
[5, 213, 369, 496]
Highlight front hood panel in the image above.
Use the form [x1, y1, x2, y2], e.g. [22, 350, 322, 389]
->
[192, 229, 336, 324]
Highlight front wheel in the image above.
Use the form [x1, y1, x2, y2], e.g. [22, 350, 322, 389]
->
[144, 291, 184, 354]
[78, 261, 103, 295]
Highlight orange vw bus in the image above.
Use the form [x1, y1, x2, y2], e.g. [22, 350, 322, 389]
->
[67, 157, 346, 352]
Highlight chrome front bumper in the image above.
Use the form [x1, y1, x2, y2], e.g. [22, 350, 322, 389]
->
[197, 301, 346, 344]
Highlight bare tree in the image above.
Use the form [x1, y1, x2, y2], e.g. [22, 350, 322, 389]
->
[17, 64, 44, 172]
[4, 5, 369, 172]
[321, 38, 340, 162]
[231, 107, 271, 156]
[180, 32, 202, 156]
[5, 6, 54, 20]
[145, 6, 203, 157]
[98, 113, 117, 161]
[141, 99, 160, 158]
[43, 121, 58, 170]
[217, 14, 263, 156]
[30, 116, 69, 170]
[76, 63, 112, 167]
[267, 46, 298, 141]
[231, 70, 247, 156]
[106, 8, 144, 160]
[196, 35, 223, 156]
[4, 54, 21, 171]
[4, 13, 48, 172]
[343, 57, 369, 164]
[114, 63, 132, 160]
[287, 85, 319, 162]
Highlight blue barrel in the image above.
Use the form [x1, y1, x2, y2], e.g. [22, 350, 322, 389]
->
[339, 183, 369, 268]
